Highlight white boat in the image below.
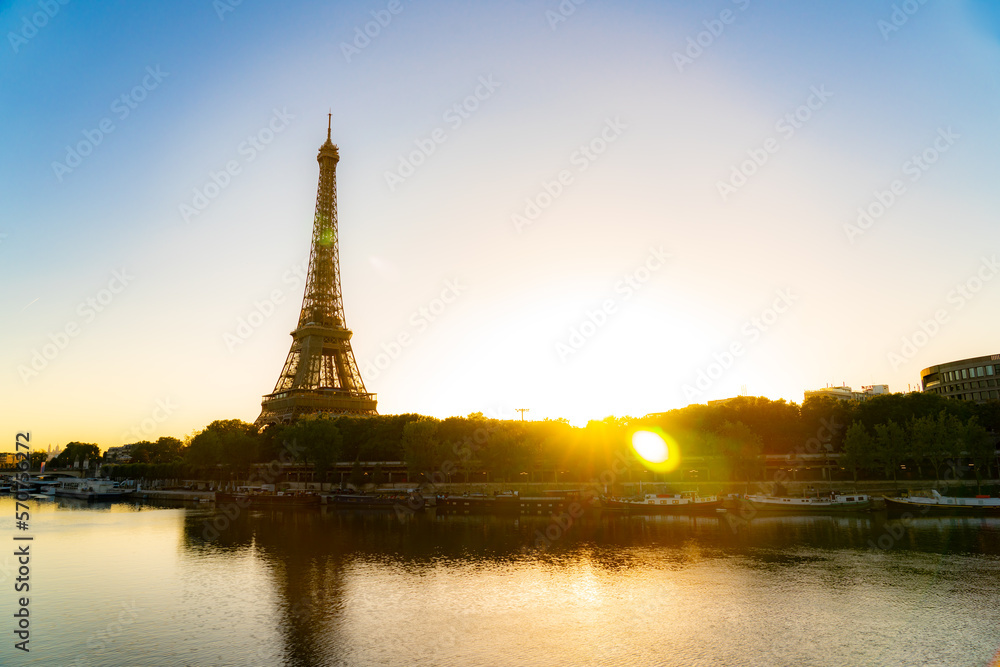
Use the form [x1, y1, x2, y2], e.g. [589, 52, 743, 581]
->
[884, 490, 1000, 515]
[54, 479, 134, 502]
[609, 492, 722, 514]
[26, 475, 63, 494]
[743, 492, 871, 512]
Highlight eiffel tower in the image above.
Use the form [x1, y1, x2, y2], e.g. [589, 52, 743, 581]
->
[256, 117, 377, 427]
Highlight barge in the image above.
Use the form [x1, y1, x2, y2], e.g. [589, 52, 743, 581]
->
[742, 492, 871, 513]
[884, 490, 1000, 515]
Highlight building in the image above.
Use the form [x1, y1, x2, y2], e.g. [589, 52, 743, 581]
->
[858, 384, 890, 399]
[104, 445, 134, 463]
[920, 354, 1000, 403]
[803, 384, 889, 403]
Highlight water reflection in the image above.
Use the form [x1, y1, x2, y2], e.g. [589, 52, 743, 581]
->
[175, 506, 1000, 666]
[10, 495, 997, 667]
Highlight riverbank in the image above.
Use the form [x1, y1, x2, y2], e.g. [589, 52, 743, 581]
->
[272, 478, 999, 497]
[117, 478, 1000, 505]
[134, 489, 214, 503]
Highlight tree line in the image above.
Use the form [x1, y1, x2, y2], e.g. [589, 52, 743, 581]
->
[44, 392, 999, 490]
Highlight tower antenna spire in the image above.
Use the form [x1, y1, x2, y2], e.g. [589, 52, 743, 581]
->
[327, 111, 331, 142]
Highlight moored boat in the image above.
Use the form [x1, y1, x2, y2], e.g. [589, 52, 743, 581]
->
[518, 490, 601, 516]
[437, 492, 519, 515]
[325, 491, 425, 511]
[884, 490, 1000, 515]
[24, 475, 66, 494]
[216, 490, 322, 507]
[742, 492, 870, 513]
[619, 492, 722, 514]
[54, 479, 134, 502]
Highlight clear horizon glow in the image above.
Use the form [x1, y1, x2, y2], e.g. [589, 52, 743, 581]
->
[3, 0, 1000, 450]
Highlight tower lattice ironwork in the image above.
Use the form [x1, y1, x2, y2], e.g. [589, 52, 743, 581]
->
[256, 117, 377, 426]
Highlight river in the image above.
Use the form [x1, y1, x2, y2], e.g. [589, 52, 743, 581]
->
[2, 496, 999, 666]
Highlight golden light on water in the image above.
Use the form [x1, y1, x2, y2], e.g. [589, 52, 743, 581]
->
[631, 429, 680, 473]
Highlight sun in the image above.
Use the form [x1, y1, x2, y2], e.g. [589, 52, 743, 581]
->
[630, 429, 681, 473]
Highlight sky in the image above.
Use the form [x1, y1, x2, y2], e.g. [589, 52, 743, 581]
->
[2, 0, 999, 451]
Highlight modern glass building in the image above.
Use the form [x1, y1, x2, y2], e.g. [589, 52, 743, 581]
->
[921, 354, 1000, 403]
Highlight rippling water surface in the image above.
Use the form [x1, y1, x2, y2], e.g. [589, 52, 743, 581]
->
[3, 497, 1000, 666]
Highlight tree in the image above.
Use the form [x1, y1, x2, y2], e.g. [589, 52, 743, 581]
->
[479, 430, 531, 483]
[52, 442, 101, 469]
[154, 436, 185, 462]
[974, 400, 1000, 434]
[185, 419, 258, 475]
[961, 417, 994, 494]
[29, 451, 48, 470]
[908, 415, 935, 481]
[913, 411, 961, 484]
[127, 441, 157, 464]
[286, 418, 342, 484]
[713, 421, 763, 491]
[873, 420, 907, 487]
[942, 412, 968, 486]
[401, 418, 443, 483]
[801, 395, 852, 452]
[840, 421, 875, 485]
[349, 460, 366, 489]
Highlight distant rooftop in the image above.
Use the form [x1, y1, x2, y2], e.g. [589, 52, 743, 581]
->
[804, 384, 889, 402]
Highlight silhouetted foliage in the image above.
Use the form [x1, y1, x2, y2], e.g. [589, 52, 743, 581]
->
[72, 394, 1000, 486]
[29, 451, 48, 469]
[52, 442, 101, 469]
[185, 419, 259, 474]
[285, 418, 343, 482]
[127, 436, 185, 464]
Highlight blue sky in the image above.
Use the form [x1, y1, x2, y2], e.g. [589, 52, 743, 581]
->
[2, 0, 999, 449]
